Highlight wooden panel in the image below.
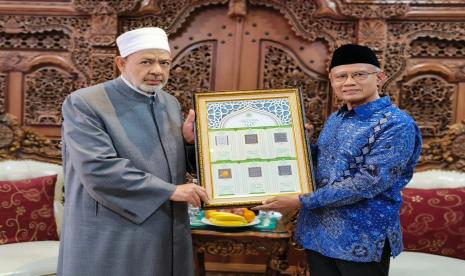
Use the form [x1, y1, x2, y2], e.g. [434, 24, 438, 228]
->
[7, 72, 21, 117]
[1, 0, 461, 142]
[457, 83, 465, 123]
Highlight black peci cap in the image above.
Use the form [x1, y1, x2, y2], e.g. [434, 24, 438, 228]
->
[329, 44, 380, 70]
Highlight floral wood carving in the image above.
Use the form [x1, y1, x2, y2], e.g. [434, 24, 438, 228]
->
[0, 15, 92, 84]
[0, 16, 76, 38]
[120, 0, 229, 35]
[90, 17, 117, 46]
[338, 4, 409, 19]
[90, 50, 117, 85]
[383, 21, 465, 96]
[228, 0, 247, 17]
[357, 19, 387, 70]
[408, 60, 465, 83]
[261, 44, 329, 141]
[195, 238, 261, 255]
[0, 74, 6, 114]
[73, 0, 139, 14]
[388, 22, 465, 42]
[193, 236, 289, 271]
[382, 42, 405, 98]
[400, 75, 455, 137]
[0, 52, 39, 73]
[418, 121, 465, 172]
[89, 2, 118, 46]
[451, 63, 465, 82]
[0, 30, 70, 50]
[441, 122, 465, 171]
[0, 114, 61, 164]
[342, 0, 464, 3]
[0, 120, 15, 151]
[250, 0, 355, 47]
[410, 37, 465, 58]
[165, 42, 214, 115]
[24, 67, 81, 126]
[357, 20, 386, 51]
[418, 138, 443, 169]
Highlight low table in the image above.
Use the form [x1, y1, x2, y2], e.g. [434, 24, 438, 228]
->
[191, 220, 291, 276]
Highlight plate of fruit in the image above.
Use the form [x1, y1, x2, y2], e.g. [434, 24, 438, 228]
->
[202, 208, 259, 228]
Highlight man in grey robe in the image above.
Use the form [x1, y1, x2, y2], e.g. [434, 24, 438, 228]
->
[58, 27, 209, 276]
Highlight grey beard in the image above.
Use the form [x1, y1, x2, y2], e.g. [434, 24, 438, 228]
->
[139, 82, 166, 93]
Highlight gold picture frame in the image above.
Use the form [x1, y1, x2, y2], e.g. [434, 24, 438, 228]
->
[194, 88, 314, 208]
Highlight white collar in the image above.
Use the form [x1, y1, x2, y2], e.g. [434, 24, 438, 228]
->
[120, 75, 155, 97]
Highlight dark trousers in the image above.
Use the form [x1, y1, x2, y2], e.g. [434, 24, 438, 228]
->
[305, 242, 391, 276]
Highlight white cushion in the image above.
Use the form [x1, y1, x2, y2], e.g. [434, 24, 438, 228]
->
[0, 160, 63, 199]
[407, 170, 465, 189]
[390, 251, 465, 276]
[0, 241, 59, 276]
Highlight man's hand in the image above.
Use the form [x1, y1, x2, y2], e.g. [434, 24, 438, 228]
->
[252, 195, 301, 211]
[170, 183, 209, 207]
[182, 109, 195, 144]
[305, 123, 314, 137]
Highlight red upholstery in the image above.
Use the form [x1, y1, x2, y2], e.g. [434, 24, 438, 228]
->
[401, 187, 465, 260]
[0, 174, 59, 245]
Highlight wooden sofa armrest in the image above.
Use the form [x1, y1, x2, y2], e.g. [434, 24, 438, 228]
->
[418, 120, 465, 172]
[0, 113, 61, 164]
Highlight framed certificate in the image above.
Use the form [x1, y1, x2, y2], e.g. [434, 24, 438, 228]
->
[194, 88, 314, 208]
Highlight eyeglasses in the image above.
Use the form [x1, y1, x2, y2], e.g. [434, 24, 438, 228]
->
[331, 71, 378, 83]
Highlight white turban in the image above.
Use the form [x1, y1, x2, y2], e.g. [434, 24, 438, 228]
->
[116, 27, 171, 58]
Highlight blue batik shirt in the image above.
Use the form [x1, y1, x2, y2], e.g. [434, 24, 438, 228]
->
[296, 96, 422, 262]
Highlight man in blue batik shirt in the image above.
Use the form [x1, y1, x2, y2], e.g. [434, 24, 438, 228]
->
[254, 44, 422, 276]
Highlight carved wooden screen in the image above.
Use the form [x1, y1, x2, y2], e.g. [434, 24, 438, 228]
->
[384, 21, 465, 138]
[1, 0, 463, 146]
[120, 3, 344, 136]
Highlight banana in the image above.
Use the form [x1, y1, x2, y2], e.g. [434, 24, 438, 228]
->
[208, 211, 237, 217]
[208, 212, 248, 223]
[209, 217, 248, 226]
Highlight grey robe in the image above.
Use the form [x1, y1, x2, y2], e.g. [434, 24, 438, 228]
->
[57, 77, 194, 276]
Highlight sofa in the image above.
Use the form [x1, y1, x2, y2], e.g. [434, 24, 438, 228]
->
[0, 113, 63, 276]
[391, 122, 465, 275]
[3, 163, 463, 276]
[0, 160, 64, 276]
[390, 169, 465, 276]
